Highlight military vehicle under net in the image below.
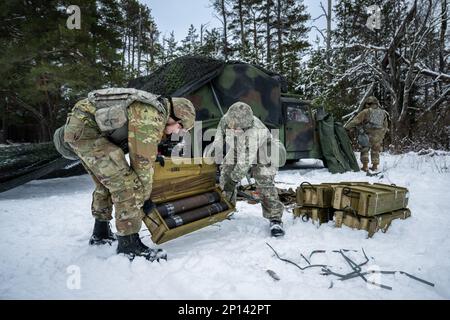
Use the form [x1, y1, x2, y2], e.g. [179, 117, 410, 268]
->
[129, 55, 358, 170]
[0, 55, 358, 193]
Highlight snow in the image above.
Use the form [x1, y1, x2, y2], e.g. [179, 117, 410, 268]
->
[0, 152, 449, 299]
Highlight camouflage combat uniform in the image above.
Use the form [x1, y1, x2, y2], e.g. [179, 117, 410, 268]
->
[345, 96, 389, 170]
[64, 97, 169, 236]
[210, 102, 285, 222]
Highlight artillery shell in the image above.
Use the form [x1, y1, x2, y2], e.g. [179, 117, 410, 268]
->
[164, 201, 229, 229]
[156, 191, 220, 218]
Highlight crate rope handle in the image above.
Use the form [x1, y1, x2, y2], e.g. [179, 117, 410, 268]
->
[343, 187, 359, 199]
[300, 181, 314, 191]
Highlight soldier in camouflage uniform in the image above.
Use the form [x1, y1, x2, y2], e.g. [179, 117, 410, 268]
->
[205, 102, 286, 237]
[344, 96, 389, 172]
[59, 88, 195, 261]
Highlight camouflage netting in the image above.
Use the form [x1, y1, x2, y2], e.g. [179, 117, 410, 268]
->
[128, 56, 226, 96]
[128, 55, 288, 96]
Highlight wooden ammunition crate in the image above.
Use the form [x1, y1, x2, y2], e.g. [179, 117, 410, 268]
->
[143, 157, 235, 244]
[334, 208, 411, 237]
[332, 183, 409, 217]
[296, 183, 334, 208]
[293, 206, 334, 224]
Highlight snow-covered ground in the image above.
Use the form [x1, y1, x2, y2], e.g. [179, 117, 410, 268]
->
[0, 152, 449, 299]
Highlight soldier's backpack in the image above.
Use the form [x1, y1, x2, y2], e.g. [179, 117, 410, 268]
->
[87, 88, 167, 132]
[367, 108, 388, 129]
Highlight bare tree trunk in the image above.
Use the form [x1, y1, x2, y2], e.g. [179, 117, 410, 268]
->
[439, 0, 448, 92]
[253, 13, 258, 63]
[238, 0, 246, 56]
[149, 32, 155, 71]
[200, 24, 205, 47]
[221, 0, 228, 60]
[137, 6, 142, 75]
[266, 0, 271, 66]
[276, 0, 283, 73]
[122, 33, 126, 70]
[326, 0, 332, 81]
[127, 32, 131, 73]
[131, 34, 136, 73]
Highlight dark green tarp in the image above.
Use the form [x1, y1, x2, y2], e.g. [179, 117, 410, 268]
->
[318, 114, 360, 174]
[334, 123, 360, 172]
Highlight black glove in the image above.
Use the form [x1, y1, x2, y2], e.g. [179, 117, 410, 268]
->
[143, 199, 156, 215]
[223, 179, 238, 192]
[156, 155, 165, 167]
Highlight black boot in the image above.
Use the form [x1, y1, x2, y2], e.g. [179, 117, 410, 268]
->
[270, 220, 285, 237]
[116, 233, 167, 262]
[89, 220, 117, 245]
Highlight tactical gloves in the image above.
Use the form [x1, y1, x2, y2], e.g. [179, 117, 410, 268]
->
[156, 154, 165, 167]
[143, 199, 156, 215]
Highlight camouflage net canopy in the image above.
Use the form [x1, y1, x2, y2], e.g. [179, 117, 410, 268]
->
[128, 56, 226, 97]
[127, 55, 288, 97]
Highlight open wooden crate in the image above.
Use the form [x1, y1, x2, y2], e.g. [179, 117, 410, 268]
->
[143, 157, 235, 244]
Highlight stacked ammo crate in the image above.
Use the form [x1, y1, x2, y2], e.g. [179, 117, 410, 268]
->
[294, 182, 335, 224]
[294, 182, 411, 237]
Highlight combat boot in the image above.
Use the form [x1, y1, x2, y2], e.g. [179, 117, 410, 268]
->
[89, 220, 116, 245]
[370, 164, 378, 171]
[117, 233, 167, 262]
[270, 220, 285, 237]
[361, 162, 369, 172]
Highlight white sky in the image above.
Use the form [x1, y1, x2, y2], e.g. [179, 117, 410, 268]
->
[140, 0, 329, 46]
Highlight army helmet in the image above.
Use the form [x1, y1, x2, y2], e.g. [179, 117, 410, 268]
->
[53, 126, 79, 160]
[225, 101, 254, 129]
[364, 96, 380, 108]
[171, 97, 196, 131]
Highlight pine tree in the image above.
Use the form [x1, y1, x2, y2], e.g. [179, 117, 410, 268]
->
[267, 0, 310, 85]
[211, 0, 232, 60]
[180, 25, 201, 56]
[0, 0, 127, 142]
[165, 31, 179, 62]
[199, 28, 222, 58]
[229, 0, 251, 59]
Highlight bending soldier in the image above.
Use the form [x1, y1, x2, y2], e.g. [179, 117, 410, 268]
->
[54, 88, 195, 261]
[205, 102, 286, 237]
[344, 96, 389, 172]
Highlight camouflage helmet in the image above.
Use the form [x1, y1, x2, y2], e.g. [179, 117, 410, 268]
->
[171, 97, 196, 131]
[364, 96, 380, 108]
[53, 126, 78, 160]
[224, 101, 254, 129]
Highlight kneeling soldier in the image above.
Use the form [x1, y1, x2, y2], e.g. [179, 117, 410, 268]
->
[54, 89, 195, 261]
[205, 102, 286, 237]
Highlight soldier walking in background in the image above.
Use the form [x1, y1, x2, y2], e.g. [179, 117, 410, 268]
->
[344, 96, 389, 172]
[205, 102, 286, 237]
[54, 88, 195, 261]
